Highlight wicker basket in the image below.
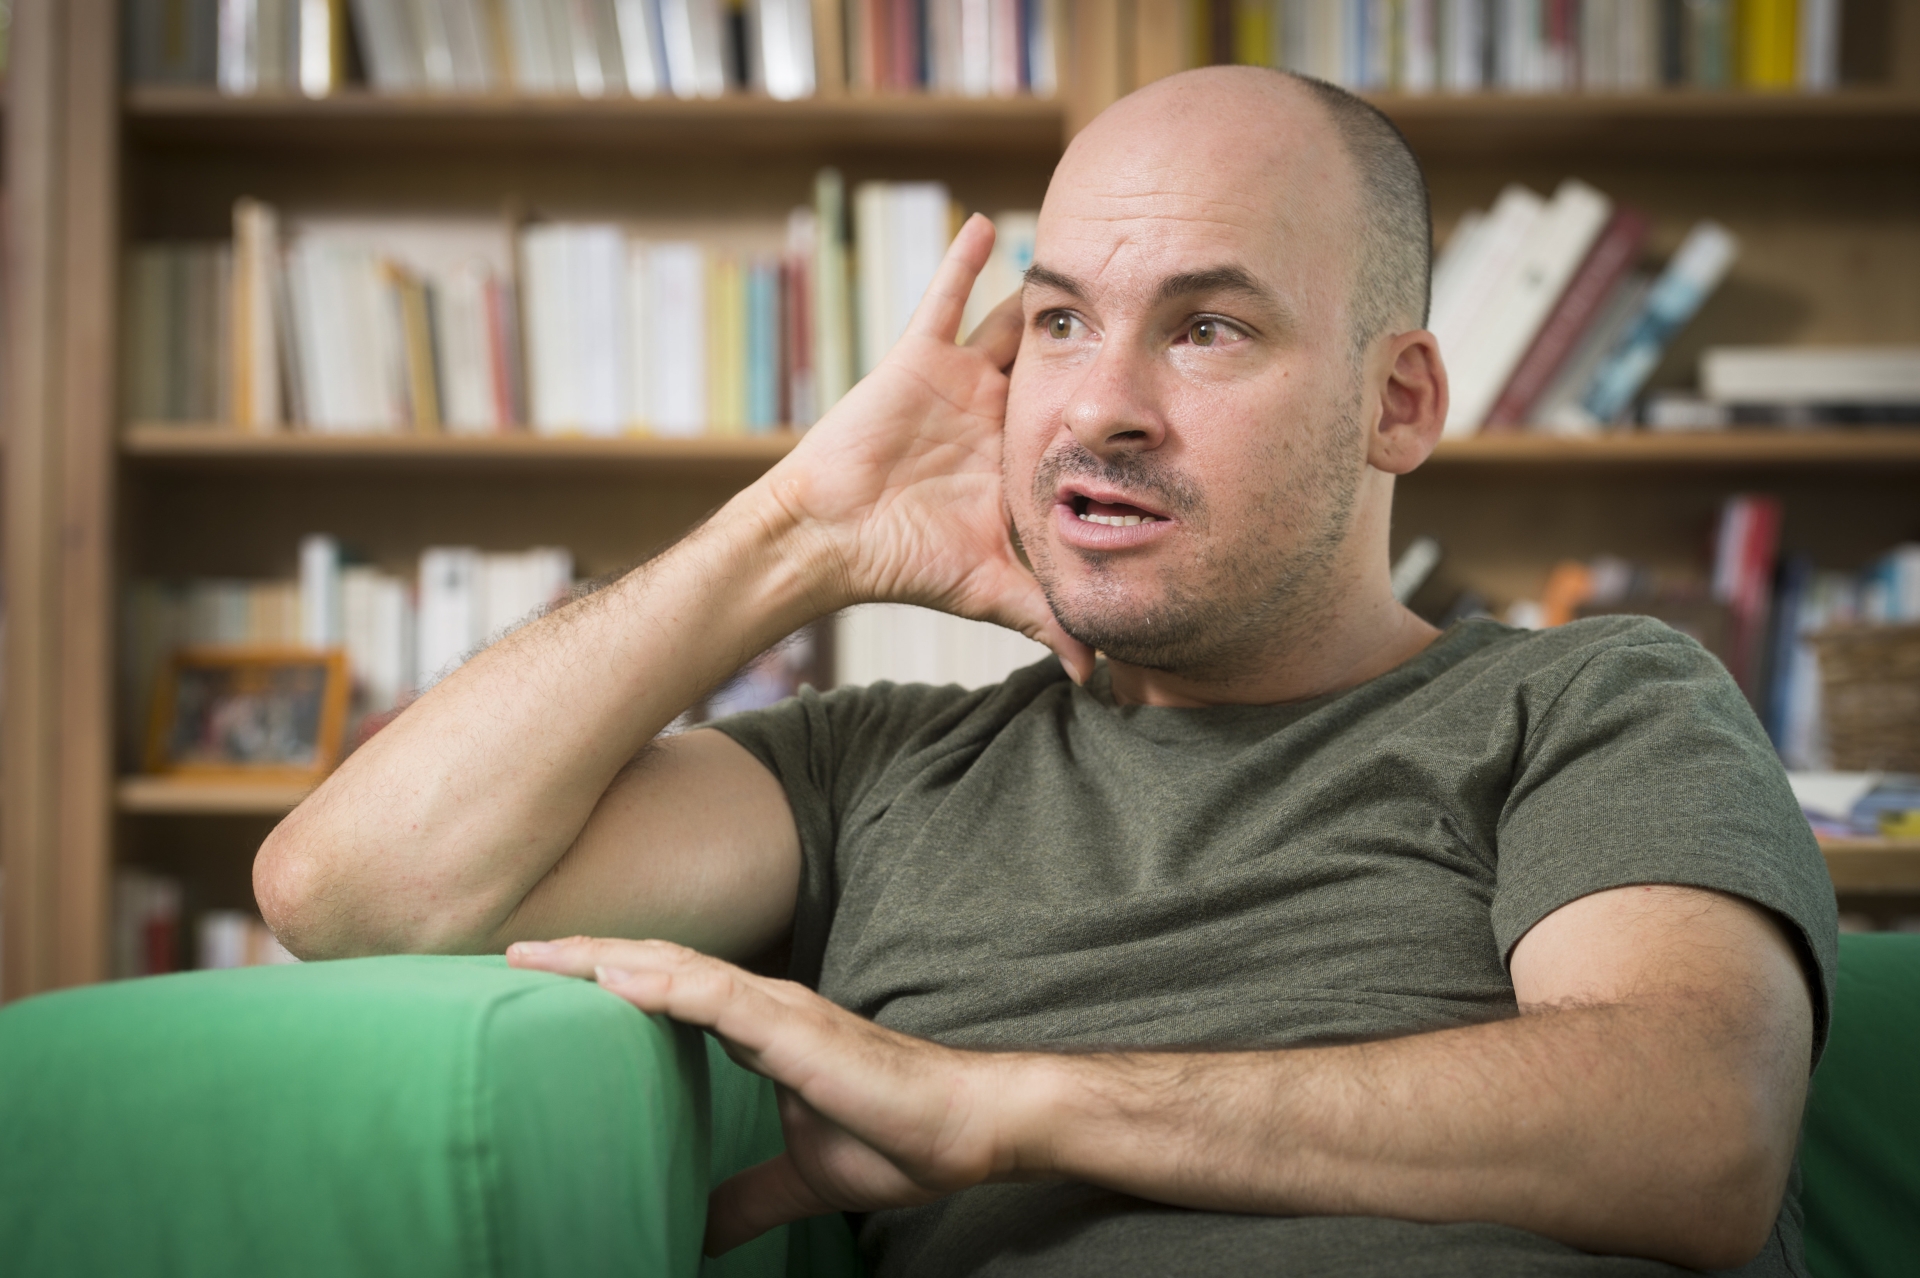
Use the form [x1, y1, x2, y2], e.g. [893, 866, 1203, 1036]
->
[1812, 624, 1920, 774]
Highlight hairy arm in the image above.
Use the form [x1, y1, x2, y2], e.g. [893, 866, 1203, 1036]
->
[518, 883, 1813, 1268]
[255, 218, 1088, 961]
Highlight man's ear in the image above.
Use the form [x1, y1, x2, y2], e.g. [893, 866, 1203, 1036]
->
[1367, 329, 1447, 476]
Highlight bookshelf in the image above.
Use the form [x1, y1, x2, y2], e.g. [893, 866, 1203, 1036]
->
[5, 0, 1920, 998]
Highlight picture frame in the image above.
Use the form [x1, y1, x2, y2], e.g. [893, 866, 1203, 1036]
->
[144, 647, 351, 784]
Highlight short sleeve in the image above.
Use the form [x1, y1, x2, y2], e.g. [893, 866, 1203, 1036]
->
[708, 680, 979, 986]
[1492, 632, 1839, 1057]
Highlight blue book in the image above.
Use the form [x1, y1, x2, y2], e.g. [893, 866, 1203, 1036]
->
[746, 261, 779, 432]
[1578, 220, 1739, 426]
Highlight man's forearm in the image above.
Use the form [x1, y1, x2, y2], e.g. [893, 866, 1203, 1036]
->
[255, 486, 837, 958]
[1006, 998, 1798, 1269]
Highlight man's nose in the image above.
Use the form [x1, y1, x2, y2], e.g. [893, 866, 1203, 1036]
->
[1063, 340, 1168, 457]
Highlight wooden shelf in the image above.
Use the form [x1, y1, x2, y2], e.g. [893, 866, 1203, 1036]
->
[1820, 838, 1920, 894]
[1370, 89, 1920, 159]
[116, 775, 312, 816]
[108, 776, 1920, 895]
[123, 87, 1070, 154]
[122, 424, 1920, 471]
[120, 87, 1920, 159]
[122, 424, 804, 474]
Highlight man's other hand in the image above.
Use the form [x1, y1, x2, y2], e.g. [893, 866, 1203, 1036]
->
[507, 937, 1016, 1256]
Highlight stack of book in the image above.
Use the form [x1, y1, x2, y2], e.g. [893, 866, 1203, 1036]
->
[124, 173, 1040, 437]
[121, 535, 577, 768]
[113, 869, 185, 978]
[1771, 543, 1920, 770]
[1202, 0, 1842, 94]
[1430, 177, 1737, 436]
[835, 604, 1052, 690]
[1695, 347, 1920, 427]
[125, 0, 1062, 101]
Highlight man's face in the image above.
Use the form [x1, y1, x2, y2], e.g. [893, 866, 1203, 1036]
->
[1003, 81, 1373, 680]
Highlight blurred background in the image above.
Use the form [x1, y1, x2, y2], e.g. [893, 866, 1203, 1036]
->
[3, 0, 1918, 999]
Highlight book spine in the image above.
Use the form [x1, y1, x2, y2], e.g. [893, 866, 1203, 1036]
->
[1483, 206, 1650, 431]
[1578, 219, 1738, 426]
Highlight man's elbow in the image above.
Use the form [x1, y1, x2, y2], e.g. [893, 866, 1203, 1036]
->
[1640, 1100, 1798, 1270]
[254, 814, 353, 961]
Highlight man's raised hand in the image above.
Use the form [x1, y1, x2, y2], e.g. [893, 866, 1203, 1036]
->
[760, 213, 1094, 682]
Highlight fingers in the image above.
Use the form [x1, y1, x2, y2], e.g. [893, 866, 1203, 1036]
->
[506, 934, 683, 980]
[704, 1154, 830, 1257]
[964, 288, 1025, 372]
[987, 566, 1096, 686]
[905, 213, 996, 345]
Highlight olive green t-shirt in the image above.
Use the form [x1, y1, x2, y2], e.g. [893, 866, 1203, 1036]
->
[712, 616, 1837, 1278]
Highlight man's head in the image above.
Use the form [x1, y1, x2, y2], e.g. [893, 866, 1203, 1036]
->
[1003, 67, 1446, 692]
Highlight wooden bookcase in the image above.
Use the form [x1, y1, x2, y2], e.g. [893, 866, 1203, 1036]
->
[6, 0, 1920, 998]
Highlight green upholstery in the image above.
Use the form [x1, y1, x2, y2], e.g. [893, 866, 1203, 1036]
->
[4, 937, 1915, 1275]
[1800, 933, 1920, 1278]
[0, 955, 861, 1278]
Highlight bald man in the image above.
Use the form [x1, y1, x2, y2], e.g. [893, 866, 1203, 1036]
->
[258, 69, 1834, 1277]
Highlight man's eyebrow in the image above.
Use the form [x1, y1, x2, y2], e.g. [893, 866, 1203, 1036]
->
[1153, 266, 1276, 307]
[1022, 264, 1085, 299]
[1022, 262, 1288, 319]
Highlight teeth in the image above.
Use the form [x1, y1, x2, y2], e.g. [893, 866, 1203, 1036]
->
[1076, 512, 1152, 527]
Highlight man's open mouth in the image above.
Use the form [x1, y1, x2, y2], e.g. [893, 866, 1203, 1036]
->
[1063, 489, 1171, 528]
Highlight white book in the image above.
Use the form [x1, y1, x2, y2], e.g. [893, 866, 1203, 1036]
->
[409, 0, 457, 89]
[1400, 0, 1437, 93]
[557, 0, 615, 97]
[754, 0, 815, 101]
[854, 182, 893, 377]
[659, 0, 726, 98]
[1425, 208, 1486, 330]
[569, 224, 631, 435]
[958, 0, 990, 97]
[342, 566, 415, 711]
[890, 183, 950, 360]
[438, 261, 500, 432]
[299, 533, 342, 647]
[1443, 178, 1612, 436]
[520, 224, 573, 432]
[960, 209, 1036, 341]
[833, 604, 1048, 689]
[612, 0, 667, 95]
[417, 547, 484, 686]
[219, 0, 261, 94]
[1440, 0, 1483, 91]
[1700, 347, 1920, 406]
[1427, 184, 1544, 381]
[1027, 0, 1058, 95]
[989, 0, 1020, 97]
[348, 0, 425, 90]
[646, 241, 708, 436]
[442, 0, 500, 89]
[927, 0, 961, 92]
[1797, 0, 1839, 92]
[233, 199, 284, 431]
[501, 0, 563, 90]
[625, 242, 653, 429]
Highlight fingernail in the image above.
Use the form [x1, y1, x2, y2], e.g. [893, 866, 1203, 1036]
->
[595, 966, 632, 985]
[511, 941, 557, 955]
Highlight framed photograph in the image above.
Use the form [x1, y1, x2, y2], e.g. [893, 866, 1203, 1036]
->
[145, 647, 351, 783]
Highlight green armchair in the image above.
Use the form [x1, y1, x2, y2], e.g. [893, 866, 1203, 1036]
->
[2, 937, 1914, 1276]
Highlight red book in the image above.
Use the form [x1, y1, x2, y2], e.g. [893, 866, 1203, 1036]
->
[890, 0, 919, 89]
[1482, 205, 1651, 432]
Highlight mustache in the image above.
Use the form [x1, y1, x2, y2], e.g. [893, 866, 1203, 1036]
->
[1030, 441, 1207, 522]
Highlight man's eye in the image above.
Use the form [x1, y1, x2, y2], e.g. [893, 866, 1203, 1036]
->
[1044, 313, 1079, 339]
[1189, 319, 1238, 347]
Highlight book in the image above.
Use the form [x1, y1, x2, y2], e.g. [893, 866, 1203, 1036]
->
[1740, 0, 1797, 88]
[613, 0, 670, 93]
[854, 180, 952, 376]
[1429, 184, 1545, 370]
[231, 198, 284, 432]
[1711, 492, 1782, 701]
[127, 0, 220, 85]
[1576, 219, 1739, 426]
[813, 169, 855, 412]
[1531, 270, 1649, 432]
[198, 910, 299, 968]
[1700, 346, 1920, 411]
[642, 240, 710, 435]
[347, 0, 424, 90]
[1442, 177, 1613, 436]
[756, 0, 817, 98]
[659, 0, 728, 97]
[835, 604, 1049, 689]
[1483, 204, 1650, 431]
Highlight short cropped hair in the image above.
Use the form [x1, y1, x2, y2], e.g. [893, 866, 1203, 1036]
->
[1285, 72, 1432, 351]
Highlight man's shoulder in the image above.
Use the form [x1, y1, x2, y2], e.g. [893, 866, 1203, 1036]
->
[1444, 613, 1719, 687]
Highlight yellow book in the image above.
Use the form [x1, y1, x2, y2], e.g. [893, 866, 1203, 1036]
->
[708, 254, 745, 436]
[387, 263, 442, 433]
[1234, 0, 1270, 68]
[1739, 0, 1797, 89]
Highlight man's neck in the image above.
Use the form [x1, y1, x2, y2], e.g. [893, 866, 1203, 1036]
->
[1103, 593, 1442, 709]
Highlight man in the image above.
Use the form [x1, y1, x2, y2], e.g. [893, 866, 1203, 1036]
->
[257, 67, 1834, 1276]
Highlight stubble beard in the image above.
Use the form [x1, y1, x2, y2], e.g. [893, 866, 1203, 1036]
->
[1016, 398, 1366, 682]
